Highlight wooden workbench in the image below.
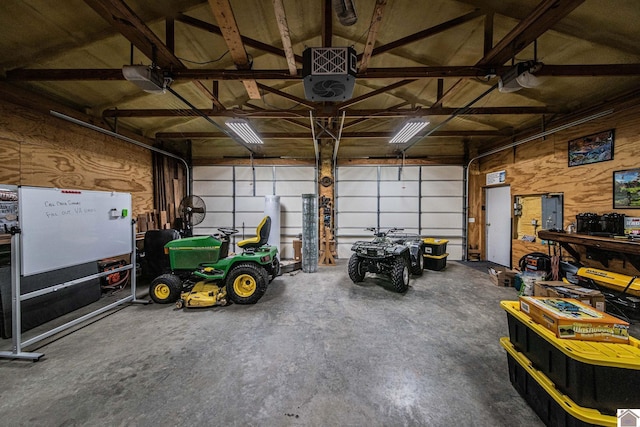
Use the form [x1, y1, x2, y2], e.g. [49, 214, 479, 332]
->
[538, 230, 640, 270]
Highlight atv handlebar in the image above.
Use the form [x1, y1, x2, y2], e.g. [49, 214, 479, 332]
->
[366, 227, 405, 237]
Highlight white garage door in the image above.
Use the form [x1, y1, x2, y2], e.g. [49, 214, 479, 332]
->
[193, 165, 316, 259]
[336, 165, 463, 260]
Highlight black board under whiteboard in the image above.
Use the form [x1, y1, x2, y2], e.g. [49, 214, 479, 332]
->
[19, 186, 132, 276]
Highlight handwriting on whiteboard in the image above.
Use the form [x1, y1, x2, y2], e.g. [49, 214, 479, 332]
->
[44, 200, 97, 218]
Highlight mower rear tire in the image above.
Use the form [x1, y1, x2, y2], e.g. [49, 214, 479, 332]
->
[348, 253, 365, 283]
[391, 256, 410, 293]
[226, 263, 268, 304]
[149, 273, 182, 304]
[269, 256, 281, 283]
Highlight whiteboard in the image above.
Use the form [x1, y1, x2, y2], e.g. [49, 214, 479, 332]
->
[19, 187, 133, 276]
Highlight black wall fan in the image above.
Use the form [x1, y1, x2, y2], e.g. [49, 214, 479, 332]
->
[178, 195, 206, 237]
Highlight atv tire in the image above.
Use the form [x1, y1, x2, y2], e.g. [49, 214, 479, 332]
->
[226, 263, 268, 304]
[348, 253, 365, 283]
[149, 273, 183, 304]
[391, 256, 410, 293]
[411, 247, 424, 276]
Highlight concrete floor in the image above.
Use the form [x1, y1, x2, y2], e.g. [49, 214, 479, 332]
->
[0, 261, 553, 426]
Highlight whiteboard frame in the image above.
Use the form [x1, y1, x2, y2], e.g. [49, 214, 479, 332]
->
[18, 186, 133, 276]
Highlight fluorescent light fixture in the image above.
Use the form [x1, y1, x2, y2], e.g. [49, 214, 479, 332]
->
[225, 119, 264, 144]
[389, 119, 429, 143]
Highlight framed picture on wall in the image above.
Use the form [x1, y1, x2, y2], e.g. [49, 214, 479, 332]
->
[614, 169, 640, 209]
[568, 129, 614, 167]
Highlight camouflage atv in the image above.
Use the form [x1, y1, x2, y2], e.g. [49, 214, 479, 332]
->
[348, 227, 424, 293]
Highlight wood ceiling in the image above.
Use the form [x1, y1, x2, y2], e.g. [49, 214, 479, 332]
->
[2, 0, 640, 164]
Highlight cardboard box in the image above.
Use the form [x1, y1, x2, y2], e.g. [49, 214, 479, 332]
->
[519, 296, 629, 343]
[534, 281, 605, 311]
[488, 267, 518, 287]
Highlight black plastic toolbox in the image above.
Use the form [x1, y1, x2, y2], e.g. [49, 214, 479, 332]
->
[501, 337, 615, 427]
[501, 301, 640, 415]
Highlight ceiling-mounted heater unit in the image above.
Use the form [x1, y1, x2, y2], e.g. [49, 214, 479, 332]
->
[122, 65, 171, 94]
[302, 47, 357, 102]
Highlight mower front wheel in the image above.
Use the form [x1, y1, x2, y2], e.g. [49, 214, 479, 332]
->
[149, 273, 183, 304]
[226, 263, 268, 304]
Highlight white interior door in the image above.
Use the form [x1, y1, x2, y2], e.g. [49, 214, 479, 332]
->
[486, 186, 511, 267]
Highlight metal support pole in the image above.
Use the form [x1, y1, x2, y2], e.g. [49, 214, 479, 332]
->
[0, 230, 44, 361]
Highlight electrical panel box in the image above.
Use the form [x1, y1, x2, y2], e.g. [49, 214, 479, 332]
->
[541, 194, 563, 230]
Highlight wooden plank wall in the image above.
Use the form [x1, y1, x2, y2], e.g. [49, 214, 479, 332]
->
[470, 103, 640, 274]
[0, 98, 153, 216]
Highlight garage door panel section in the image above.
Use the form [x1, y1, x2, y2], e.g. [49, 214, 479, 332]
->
[200, 212, 234, 229]
[380, 197, 418, 212]
[337, 181, 377, 197]
[338, 166, 377, 181]
[421, 197, 463, 212]
[380, 167, 419, 181]
[380, 213, 418, 229]
[421, 212, 463, 229]
[193, 166, 233, 180]
[338, 197, 377, 212]
[193, 180, 233, 196]
[421, 165, 462, 180]
[234, 166, 274, 181]
[235, 181, 274, 197]
[276, 167, 315, 181]
[379, 181, 419, 197]
[275, 181, 315, 196]
[235, 196, 265, 211]
[422, 181, 463, 197]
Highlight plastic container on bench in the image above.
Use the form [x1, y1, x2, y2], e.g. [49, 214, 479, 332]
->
[500, 337, 616, 427]
[501, 300, 640, 415]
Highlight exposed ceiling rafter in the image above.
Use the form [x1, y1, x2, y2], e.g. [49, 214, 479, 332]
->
[82, 0, 184, 69]
[358, 0, 388, 73]
[208, 0, 261, 99]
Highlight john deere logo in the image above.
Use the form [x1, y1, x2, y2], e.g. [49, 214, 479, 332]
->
[618, 409, 640, 427]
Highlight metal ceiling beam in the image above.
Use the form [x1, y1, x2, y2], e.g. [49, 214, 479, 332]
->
[436, 1, 584, 109]
[359, 0, 388, 73]
[272, 0, 298, 76]
[103, 106, 557, 118]
[243, 102, 311, 130]
[10, 64, 640, 81]
[82, 0, 184, 69]
[156, 130, 509, 139]
[256, 83, 316, 109]
[479, 0, 586, 66]
[358, 9, 484, 61]
[175, 13, 303, 64]
[208, 0, 261, 99]
[322, 0, 332, 48]
[335, 79, 415, 109]
[191, 80, 226, 110]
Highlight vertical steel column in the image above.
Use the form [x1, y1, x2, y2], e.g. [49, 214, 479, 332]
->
[0, 232, 43, 361]
[301, 194, 318, 272]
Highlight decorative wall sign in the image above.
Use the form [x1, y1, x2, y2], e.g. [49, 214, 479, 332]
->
[568, 129, 614, 167]
[486, 170, 506, 186]
[614, 168, 640, 209]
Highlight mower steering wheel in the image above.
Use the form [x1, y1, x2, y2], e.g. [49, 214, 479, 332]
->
[218, 227, 239, 236]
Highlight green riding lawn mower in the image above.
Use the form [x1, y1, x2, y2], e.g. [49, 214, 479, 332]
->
[149, 215, 280, 308]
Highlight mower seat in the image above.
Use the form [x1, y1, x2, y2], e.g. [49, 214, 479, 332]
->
[238, 216, 271, 250]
